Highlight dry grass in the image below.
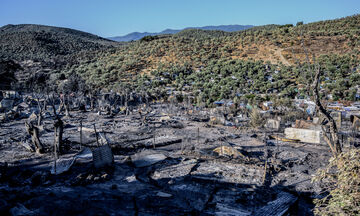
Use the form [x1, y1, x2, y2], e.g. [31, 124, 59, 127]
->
[312, 149, 360, 215]
[249, 108, 265, 129]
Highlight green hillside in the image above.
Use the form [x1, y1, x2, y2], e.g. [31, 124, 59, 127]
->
[60, 15, 360, 105]
[1, 15, 359, 104]
[0, 24, 119, 61]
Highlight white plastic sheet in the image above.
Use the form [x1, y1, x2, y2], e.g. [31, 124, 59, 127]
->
[50, 147, 92, 175]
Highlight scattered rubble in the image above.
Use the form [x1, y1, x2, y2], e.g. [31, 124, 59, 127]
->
[0, 92, 359, 215]
[50, 147, 92, 175]
[213, 145, 245, 158]
[131, 150, 167, 167]
[254, 191, 297, 216]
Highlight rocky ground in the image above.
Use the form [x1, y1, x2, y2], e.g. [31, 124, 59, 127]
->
[0, 104, 334, 215]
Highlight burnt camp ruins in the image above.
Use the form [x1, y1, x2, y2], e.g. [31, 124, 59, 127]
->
[1, 12, 360, 215]
[0, 87, 359, 215]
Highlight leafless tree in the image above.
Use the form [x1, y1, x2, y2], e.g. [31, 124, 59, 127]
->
[48, 93, 64, 156]
[25, 121, 44, 154]
[298, 36, 342, 156]
[312, 66, 342, 156]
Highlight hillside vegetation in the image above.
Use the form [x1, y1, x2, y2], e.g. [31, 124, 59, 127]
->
[0, 24, 119, 61]
[62, 15, 360, 105]
[1, 16, 359, 104]
[108, 24, 254, 42]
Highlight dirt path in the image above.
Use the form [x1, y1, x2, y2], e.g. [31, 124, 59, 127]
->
[275, 49, 291, 66]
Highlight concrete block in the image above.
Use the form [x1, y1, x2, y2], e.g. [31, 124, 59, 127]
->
[313, 117, 319, 124]
[294, 120, 321, 130]
[284, 128, 322, 144]
[265, 119, 280, 130]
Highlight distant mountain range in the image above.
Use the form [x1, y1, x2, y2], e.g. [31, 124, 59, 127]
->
[108, 25, 254, 42]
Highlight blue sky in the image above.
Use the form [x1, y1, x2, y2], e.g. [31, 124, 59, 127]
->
[0, 0, 359, 37]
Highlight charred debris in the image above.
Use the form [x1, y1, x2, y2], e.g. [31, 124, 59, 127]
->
[0, 88, 359, 215]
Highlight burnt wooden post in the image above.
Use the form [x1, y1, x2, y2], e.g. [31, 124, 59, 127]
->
[263, 133, 269, 186]
[197, 127, 200, 146]
[54, 124, 57, 174]
[262, 160, 268, 185]
[54, 117, 64, 155]
[153, 129, 156, 149]
[36, 98, 43, 126]
[90, 94, 94, 111]
[190, 137, 194, 151]
[337, 111, 342, 129]
[64, 95, 70, 117]
[80, 119, 83, 150]
[181, 139, 184, 154]
[54, 125, 57, 158]
[94, 124, 100, 147]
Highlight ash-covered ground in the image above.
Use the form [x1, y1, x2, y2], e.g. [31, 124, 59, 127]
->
[0, 103, 333, 215]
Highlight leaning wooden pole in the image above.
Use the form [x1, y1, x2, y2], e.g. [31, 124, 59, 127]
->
[54, 126, 57, 174]
[197, 127, 200, 146]
[54, 117, 64, 155]
[262, 160, 268, 185]
[153, 128, 156, 149]
[94, 124, 100, 147]
[80, 119, 83, 150]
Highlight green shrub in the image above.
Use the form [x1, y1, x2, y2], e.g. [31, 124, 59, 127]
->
[249, 108, 265, 128]
[313, 149, 360, 215]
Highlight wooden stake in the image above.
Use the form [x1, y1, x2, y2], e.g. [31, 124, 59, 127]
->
[338, 111, 342, 129]
[220, 142, 223, 155]
[262, 160, 268, 185]
[197, 127, 200, 146]
[181, 139, 184, 154]
[94, 124, 99, 147]
[153, 130, 156, 149]
[80, 119, 83, 150]
[54, 126, 57, 174]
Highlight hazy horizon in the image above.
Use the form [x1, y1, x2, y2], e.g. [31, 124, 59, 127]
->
[1, 0, 359, 37]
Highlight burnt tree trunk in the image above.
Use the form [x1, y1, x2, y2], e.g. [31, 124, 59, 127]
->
[125, 93, 129, 115]
[25, 121, 44, 154]
[89, 94, 94, 111]
[48, 94, 64, 156]
[57, 102, 64, 115]
[36, 98, 42, 126]
[64, 95, 70, 117]
[54, 117, 64, 155]
[312, 67, 342, 156]
[36, 98, 46, 126]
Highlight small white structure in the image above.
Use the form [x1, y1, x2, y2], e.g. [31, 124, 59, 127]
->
[265, 119, 280, 130]
[1, 90, 20, 99]
[285, 128, 322, 144]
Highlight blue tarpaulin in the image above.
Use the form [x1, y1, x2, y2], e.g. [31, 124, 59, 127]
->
[214, 101, 224, 105]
